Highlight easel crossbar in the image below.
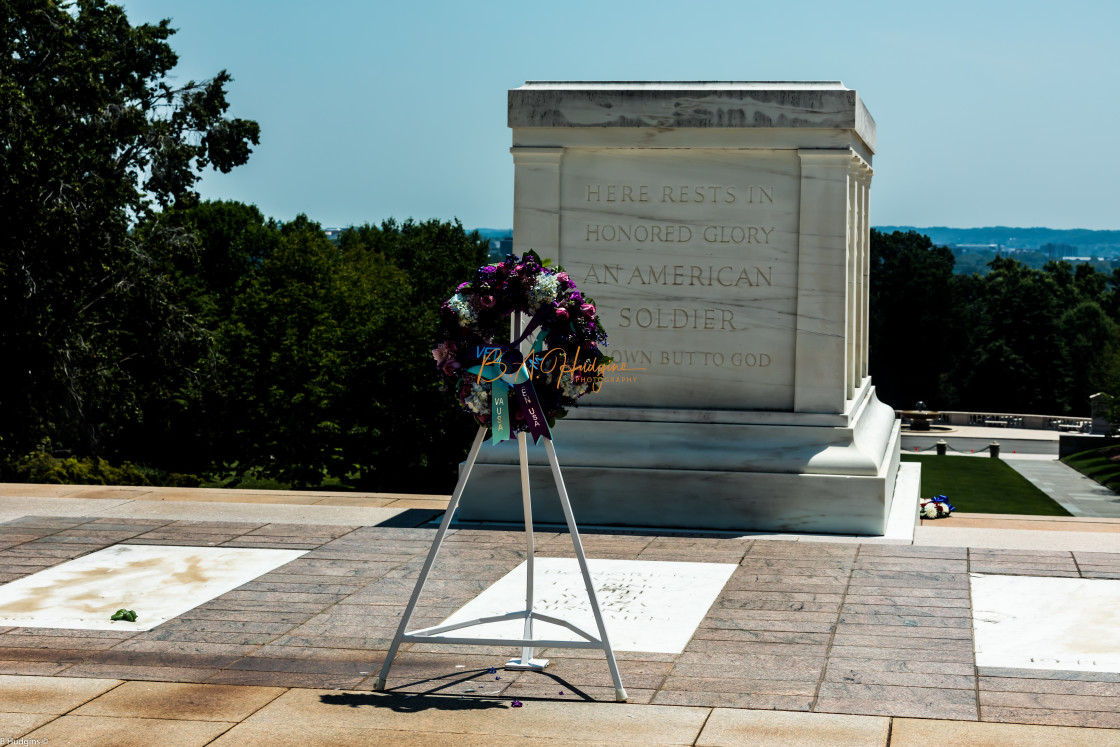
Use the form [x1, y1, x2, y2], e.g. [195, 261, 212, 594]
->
[401, 635, 605, 649]
[407, 610, 600, 642]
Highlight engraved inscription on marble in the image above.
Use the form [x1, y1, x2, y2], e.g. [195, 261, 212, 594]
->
[559, 148, 800, 409]
[437, 558, 737, 654]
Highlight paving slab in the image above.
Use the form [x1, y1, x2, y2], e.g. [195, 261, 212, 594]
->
[240, 688, 710, 744]
[24, 714, 234, 746]
[83, 499, 414, 526]
[69, 680, 284, 721]
[0, 493, 429, 527]
[696, 708, 888, 746]
[890, 716, 1120, 745]
[0, 496, 133, 516]
[914, 526, 1120, 551]
[0, 711, 56, 739]
[212, 722, 624, 746]
[0, 674, 121, 713]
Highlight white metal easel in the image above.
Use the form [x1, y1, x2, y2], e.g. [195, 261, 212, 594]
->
[372, 313, 627, 701]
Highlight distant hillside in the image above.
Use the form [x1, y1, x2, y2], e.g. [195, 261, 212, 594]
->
[875, 226, 1120, 255]
[471, 228, 513, 241]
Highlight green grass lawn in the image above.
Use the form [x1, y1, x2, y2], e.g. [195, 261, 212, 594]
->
[1063, 445, 1120, 493]
[900, 454, 1072, 516]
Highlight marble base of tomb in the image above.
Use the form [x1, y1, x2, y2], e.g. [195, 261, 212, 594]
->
[457, 382, 903, 536]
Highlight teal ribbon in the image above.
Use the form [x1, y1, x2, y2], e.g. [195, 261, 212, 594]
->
[491, 378, 510, 444]
[466, 336, 546, 445]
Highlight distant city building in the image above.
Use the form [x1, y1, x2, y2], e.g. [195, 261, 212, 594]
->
[323, 227, 345, 244]
[489, 237, 513, 260]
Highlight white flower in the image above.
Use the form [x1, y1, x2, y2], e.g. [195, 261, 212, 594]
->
[529, 273, 560, 310]
[448, 293, 475, 328]
[921, 503, 939, 519]
[558, 369, 584, 400]
[463, 382, 490, 414]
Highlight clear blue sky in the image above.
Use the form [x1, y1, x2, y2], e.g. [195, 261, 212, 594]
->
[120, 0, 1120, 231]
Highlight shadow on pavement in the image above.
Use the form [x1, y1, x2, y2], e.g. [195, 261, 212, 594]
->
[320, 691, 510, 712]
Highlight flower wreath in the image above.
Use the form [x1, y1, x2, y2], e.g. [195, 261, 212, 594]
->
[433, 251, 610, 443]
[921, 495, 955, 519]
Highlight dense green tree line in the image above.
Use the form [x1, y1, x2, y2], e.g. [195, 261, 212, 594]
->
[3, 195, 489, 489]
[870, 230, 1120, 416]
[0, 1, 489, 489]
[139, 206, 489, 490]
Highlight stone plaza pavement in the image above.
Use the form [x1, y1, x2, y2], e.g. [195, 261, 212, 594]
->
[4, 479, 1120, 745]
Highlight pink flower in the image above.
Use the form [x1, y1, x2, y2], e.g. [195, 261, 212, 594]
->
[554, 307, 569, 320]
[479, 295, 496, 309]
[432, 342, 452, 365]
[581, 303, 596, 317]
[442, 360, 461, 376]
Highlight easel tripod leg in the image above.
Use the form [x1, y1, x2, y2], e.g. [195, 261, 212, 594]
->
[543, 439, 628, 702]
[372, 427, 488, 691]
[519, 431, 536, 665]
[506, 432, 548, 670]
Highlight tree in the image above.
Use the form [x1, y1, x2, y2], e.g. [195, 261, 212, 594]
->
[868, 230, 957, 408]
[0, 0, 259, 463]
[954, 257, 1070, 414]
[214, 217, 356, 487]
[337, 219, 492, 491]
[205, 216, 490, 491]
[1060, 301, 1120, 415]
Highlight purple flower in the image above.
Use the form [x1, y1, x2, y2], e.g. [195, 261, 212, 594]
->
[511, 700, 523, 708]
[457, 282, 470, 291]
[442, 360, 461, 376]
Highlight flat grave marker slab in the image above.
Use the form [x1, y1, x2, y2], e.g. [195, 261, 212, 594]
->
[0, 544, 307, 631]
[435, 558, 736, 654]
[972, 573, 1120, 672]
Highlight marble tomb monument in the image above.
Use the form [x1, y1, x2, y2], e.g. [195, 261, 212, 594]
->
[458, 81, 910, 535]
